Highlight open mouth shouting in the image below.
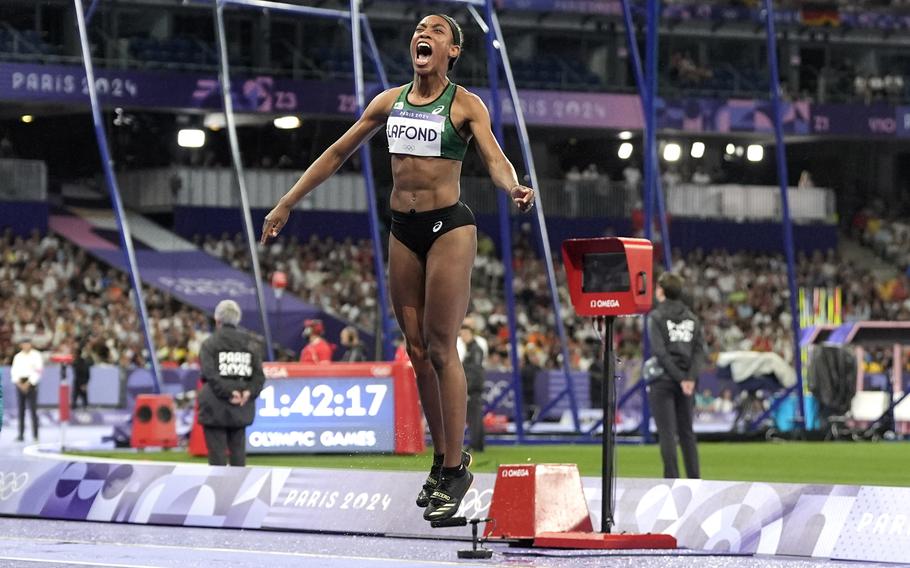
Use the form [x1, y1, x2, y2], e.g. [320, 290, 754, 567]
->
[415, 41, 433, 67]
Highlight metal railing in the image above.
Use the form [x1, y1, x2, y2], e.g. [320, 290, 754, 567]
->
[666, 183, 836, 223]
[115, 167, 838, 223]
[117, 166, 367, 211]
[460, 176, 629, 218]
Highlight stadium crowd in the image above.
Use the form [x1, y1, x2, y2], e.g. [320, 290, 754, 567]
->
[206, 230, 910, 375]
[4, 227, 910, 384]
[856, 210, 910, 275]
[0, 228, 212, 368]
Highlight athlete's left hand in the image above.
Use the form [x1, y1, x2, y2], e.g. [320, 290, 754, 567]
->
[510, 185, 535, 213]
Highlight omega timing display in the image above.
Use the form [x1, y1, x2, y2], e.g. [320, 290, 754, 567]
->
[582, 252, 631, 293]
[246, 377, 395, 453]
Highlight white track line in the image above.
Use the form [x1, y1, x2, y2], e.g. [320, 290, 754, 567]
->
[0, 535, 488, 567]
[0, 556, 164, 568]
[23, 444, 214, 468]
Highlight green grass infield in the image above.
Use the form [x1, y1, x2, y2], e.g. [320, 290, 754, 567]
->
[69, 441, 910, 487]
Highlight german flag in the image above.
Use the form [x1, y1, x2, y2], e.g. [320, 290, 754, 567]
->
[800, 3, 840, 27]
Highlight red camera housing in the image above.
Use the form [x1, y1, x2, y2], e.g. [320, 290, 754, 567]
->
[561, 237, 653, 317]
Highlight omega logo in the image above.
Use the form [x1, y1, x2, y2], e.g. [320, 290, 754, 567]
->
[590, 299, 620, 308]
[501, 468, 530, 478]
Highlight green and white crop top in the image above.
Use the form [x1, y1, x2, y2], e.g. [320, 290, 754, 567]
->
[386, 81, 469, 161]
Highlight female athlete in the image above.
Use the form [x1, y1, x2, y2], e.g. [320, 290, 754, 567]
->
[261, 14, 534, 521]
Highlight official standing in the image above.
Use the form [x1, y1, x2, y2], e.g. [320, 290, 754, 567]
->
[11, 339, 43, 442]
[459, 324, 486, 453]
[71, 340, 93, 410]
[198, 300, 265, 467]
[647, 273, 706, 479]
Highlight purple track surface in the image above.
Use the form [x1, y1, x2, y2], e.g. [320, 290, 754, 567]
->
[1, 428, 907, 567]
[0, 517, 907, 568]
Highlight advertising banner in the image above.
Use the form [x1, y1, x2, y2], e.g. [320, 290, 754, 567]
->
[659, 98, 811, 135]
[494, 0, 623, 16]
[1, 62, 907, 137]
[1, 456, 908, 562]
[811, 103, 900, 137]
[90, 249, 319, 352]
[0, 62, 361, 116]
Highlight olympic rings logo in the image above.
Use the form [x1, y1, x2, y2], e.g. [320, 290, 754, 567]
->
[456, 487, 493, 518]
[0, 472, 29, 501]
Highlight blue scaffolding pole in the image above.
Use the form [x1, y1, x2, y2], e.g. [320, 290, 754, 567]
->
[641, 0, 672, 268]
[484, 1, 581, 435]
[617, 0, 677, 442]
[213, 0, 275, 360]
[349, 0, 396, 360]
[213, 0, 394, 360]
[474, 6, 526, 440]
[763, 0, 806, 428]
[643, 0, 657, 247]
[73, 0, 162, 393]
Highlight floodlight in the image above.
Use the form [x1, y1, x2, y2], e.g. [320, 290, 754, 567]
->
[274, 116, 302, 130]
[177, 129, 205, 148]
[747, 145, 764, 162]
[618, 142, 633, 160]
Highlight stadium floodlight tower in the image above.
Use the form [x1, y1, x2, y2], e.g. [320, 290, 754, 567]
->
[191, 0, 579, 437]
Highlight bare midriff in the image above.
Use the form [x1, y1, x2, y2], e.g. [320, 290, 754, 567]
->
[390, 155, 463, 213]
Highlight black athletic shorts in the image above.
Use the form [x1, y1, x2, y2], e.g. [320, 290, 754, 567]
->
[390, 201, 476, 259]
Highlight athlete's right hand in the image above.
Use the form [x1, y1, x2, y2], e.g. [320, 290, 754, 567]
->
[261, 202, 291, 244]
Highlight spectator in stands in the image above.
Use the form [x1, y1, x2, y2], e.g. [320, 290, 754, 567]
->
[339, 325, 367, 362]
[692, 166, 711, 185]
[300, 319, 333, 363]
[798, 170, 815, 189]
[11, 338, 43, 442]
[198, 300, 265, 467]
[581, 163, 600, 181]
[0, 135, 14, 159]
[711, 388, 735, 414]
[695, 388, 715, 416]
[258, 13, 535, 523]
[662, 166, 682, 190]
[669, 51, 712, 87]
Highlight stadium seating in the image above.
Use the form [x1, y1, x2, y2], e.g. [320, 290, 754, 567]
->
[128, 36, 218, 67]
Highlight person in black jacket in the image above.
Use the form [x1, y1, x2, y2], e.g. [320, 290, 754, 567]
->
[198, 300, 266, 467]
[71, 340, 92, 410]
[460, 324, 486, 453]
[339, 326, 367, 362]
[647, 272, 706, 479]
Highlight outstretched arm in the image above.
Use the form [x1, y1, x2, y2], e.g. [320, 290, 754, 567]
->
[463, 90, 535, 212]
[261, 87, 400, 243]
